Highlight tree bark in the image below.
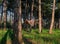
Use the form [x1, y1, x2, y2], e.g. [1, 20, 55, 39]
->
[39, 0, 42, 33]
[31, 0, 34, 18]
[18, 0, 24, 44]
[3, 0, 7, 30]
[49, 0, 55, 34]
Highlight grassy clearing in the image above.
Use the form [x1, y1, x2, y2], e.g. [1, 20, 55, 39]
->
[0, 29, 60, 44]
[22, 29, 60, 44]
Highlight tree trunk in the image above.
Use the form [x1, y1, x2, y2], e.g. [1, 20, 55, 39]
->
[3, 0, 7, 30]
[18, 0, 24, 44]
[31, 0, 34, 18]
[49, 0, 55, 34]
[10, 11, 13, 25]
[29, 0, 34, 30]
[39, 0, 42, 33]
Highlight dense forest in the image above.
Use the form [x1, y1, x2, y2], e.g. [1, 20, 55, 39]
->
[0, 0, 60, 44]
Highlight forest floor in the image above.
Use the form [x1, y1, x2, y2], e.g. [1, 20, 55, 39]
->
[0, 29, 60, 44]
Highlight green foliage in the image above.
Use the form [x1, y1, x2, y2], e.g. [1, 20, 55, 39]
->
[22, 29, 60, 44]
[0, 29, 60, 44]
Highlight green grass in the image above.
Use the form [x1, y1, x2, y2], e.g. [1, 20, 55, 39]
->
[0, 29, 60, 44]
[22, 29, 60, 44]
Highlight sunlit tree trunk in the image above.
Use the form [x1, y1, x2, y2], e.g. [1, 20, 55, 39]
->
[31, 0, 34, 18]
[49, 0, 56, 34]
[18, 0, 24, 44]
[3, 0, 7, 30]
[39, 0, 42, 33]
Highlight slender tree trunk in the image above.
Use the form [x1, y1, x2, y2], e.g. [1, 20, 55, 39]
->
[31, 0, 34, 18]
[39, 0, 42, 33]
[3, 0, 7, 30]
[10, 11, 12, 25]
[25, 0, 27, 19]
[29, 0, 34, 30]
[49, 0, 55, 34]
[18, 0, 24, 44]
